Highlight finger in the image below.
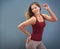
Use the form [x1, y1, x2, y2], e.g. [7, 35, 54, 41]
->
[27, 38, 30, 43]
[43, 3, 48, 6]
[26, 39, 28, 44]
[27, 39, 30, 44]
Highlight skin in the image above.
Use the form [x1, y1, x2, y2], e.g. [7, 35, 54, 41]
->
[18, 3, 58, 44]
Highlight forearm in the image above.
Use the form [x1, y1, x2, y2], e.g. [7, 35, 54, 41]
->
[18, 26, 31, 37]
[47, 8, 57, 21]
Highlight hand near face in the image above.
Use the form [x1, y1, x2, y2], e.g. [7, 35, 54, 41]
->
[43, 3, 50, 10]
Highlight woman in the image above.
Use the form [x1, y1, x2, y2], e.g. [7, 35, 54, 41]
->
[18, 2, 57, 49]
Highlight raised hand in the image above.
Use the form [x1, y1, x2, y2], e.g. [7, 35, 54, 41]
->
[43, 3, 50, 10]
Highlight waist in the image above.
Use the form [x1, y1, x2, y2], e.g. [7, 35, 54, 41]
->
[30, 40, 42, 43]
[31, 34, 42, 41]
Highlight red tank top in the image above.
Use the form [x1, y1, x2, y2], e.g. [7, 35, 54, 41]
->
[31, 14, 46, 41]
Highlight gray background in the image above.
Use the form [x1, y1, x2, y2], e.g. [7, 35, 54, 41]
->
[0, 0, 60, 49]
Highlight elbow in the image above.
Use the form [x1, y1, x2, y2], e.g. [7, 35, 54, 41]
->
[55, 18, 58, 22]
[53, 18, 58, 22]
[18, 24, 24, 30]
[18, 25, 21, 30]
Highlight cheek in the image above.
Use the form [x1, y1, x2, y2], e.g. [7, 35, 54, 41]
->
[38, 7, 40, 11]
[32, 9, 37, 12]
[32, 10, 37, 13]
[37, 8, 40, 12]
[32, 9, 35, 13]
[31, 9, 34, 13]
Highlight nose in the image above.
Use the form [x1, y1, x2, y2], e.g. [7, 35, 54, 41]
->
[33, 9, 36, 11]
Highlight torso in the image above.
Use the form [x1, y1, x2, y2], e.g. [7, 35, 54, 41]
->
[36, 15, 44, 22]
[32, 14, 45, 25]
[31, 14, 46, 41]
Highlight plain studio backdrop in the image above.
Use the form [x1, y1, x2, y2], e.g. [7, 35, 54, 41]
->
[0, 0, 60, 49]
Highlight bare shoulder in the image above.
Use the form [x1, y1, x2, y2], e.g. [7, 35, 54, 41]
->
[27, 16, 36, 23]
[42, 14, 57, 22]
[42, 14, 49, 17]
[18, 16, 36, 27]
[42, 14, 50, 19]
[27, 16, 36, 25]
[30, 16, 36, 20]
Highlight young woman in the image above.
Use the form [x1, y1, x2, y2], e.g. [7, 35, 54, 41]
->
[18, 2, 57, 49]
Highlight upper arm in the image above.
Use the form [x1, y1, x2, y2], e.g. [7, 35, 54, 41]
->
[18, 16, 36, 27]
[42, 14, 57, 22]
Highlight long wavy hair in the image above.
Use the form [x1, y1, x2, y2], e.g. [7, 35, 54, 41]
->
[25, 2, 41, 19]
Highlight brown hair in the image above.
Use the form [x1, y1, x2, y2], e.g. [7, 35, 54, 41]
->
[25, 2, 41, 19]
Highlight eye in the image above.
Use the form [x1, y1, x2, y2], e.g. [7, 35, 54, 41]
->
[34, 7, 37, 9]
[31, 7, 37, 10]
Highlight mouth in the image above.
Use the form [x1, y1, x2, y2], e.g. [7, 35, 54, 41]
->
[34, 10, 38, 14]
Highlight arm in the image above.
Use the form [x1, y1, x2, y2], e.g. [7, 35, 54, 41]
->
[18, 16, 35, 37]
[42, 3, 58, 22]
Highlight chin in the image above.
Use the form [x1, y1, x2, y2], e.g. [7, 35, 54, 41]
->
[35, 13, 39, 15]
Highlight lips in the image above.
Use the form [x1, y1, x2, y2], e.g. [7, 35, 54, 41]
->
[33, 10, 38, 14]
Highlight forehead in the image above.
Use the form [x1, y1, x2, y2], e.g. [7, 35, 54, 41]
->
[31, 4, 38, 9]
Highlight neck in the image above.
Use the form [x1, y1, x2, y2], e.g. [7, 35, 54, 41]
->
[35, 13, 40, 17]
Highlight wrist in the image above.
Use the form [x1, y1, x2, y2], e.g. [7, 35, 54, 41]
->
[27, 34, 31, 37]
[26, 32, 31, 37]
[47, 7, 51, 11]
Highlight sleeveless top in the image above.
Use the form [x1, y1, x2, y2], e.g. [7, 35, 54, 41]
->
[31, 14, 46, 41]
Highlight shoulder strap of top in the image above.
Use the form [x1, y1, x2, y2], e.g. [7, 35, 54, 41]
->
[40, 14, 45, 19]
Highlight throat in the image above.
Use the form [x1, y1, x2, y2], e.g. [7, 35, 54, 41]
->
[35, 13, 40, 17]
[36, 16, 44, 22]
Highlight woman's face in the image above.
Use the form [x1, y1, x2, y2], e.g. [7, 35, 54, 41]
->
[31, 4, 40, 15]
